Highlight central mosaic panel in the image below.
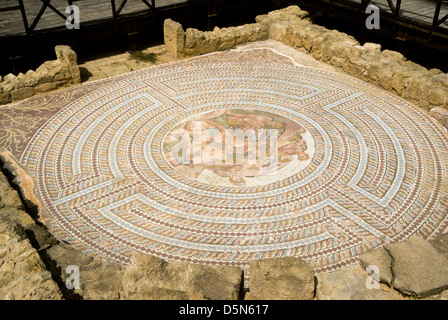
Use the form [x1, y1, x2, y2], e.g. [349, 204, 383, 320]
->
[163, 109, 314, 187]
[21, 49, 448, 276]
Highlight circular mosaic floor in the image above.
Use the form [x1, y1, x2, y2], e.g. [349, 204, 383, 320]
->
[22, 48, 448, 274]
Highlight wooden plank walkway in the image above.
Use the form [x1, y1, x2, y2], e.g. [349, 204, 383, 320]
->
[370, 0, 448, 27]
[0, 0, 446, 37]
[340, 0, 448, 27]
[0, 0, 187, 36]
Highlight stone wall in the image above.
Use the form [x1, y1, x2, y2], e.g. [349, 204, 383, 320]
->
[164, 19, 269, 58]
[0, 45, 81, 105]
[163, 6, 448, 129]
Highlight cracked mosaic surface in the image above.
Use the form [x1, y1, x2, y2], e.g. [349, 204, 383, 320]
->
[3, 48, 448, 276]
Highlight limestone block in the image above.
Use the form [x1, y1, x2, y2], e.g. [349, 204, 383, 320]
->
[377, 68, 394, 90]
[432, 74, 448, 88]
[11, 87, 34, 102]
[418, 98, 432, 111]
[359, 247, 393, 285]
[403, 76, 428, 100]
[3, 73, 15, 82]
[385, 235, 448, 298]
[0, 149, 42, 216]
[316, 265, 407, 300]
[45, 242, 125, 300]
[426, 85, 447, 106]
[248, 257, 315, 300]
[0, 91, 11, 105]
[429, 107, 448, 129]
[164, 19, 185, 59]
[34, 82, 57, 93]
[429, 232, 448, 260]
[429, 68, 443, 76]
[55, 45, 78, 68]
[363, 42, 382, 51]
[255, 14, 269, 25]
[381, 49, 407, 63]
[0, 220, 62, 300]
[405, 60, 428, 73]
[392, 69, 413, 96]
[248, 25, 268, 42]
[10, 77, 25, 89]
[269, 23, 287, 42]
[218, 28, 237, 51]
[55, 45, 81, 84]
[121, 252, 243, 300]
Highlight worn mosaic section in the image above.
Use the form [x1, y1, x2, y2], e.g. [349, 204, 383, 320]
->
[0, 78, 116, 155]
[16, 48, 448, 275]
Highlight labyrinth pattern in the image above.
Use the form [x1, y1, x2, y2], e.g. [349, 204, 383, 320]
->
[20, 48, 448, 276]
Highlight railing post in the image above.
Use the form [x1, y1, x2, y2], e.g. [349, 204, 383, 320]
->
[151, 0, 156, 24]
[394, 0, 402, 18]
[359, 0, 372, 17]
[391, 0, 401, 30]
[29, 0, 50, 32]
[111, 0, 117, 20]
[429, 0, 443, 42]
[18, 0, 30, 36]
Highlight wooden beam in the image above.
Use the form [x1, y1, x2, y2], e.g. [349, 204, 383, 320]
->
[44, 0, 69, 21]
[386, 0, 396, 14]
[18, 0, 30, 36]
[0, 6, 20, 13]
[111, 0, 117, 19]
[140, 0, 154, 10]
[430, 0, 443, 41]
[29, 0, 50, 32]
[116, 0, 128, 16]
[394, 0, 401, 17]
[438, 13, 448, 26]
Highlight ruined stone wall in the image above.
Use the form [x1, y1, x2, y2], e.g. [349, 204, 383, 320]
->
[164, 19, 269, 58]
[163, 6, 448, 129]
[0, 46, 81, 105]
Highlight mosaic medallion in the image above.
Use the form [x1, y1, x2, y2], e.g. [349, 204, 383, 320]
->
[20, 49, 448, 276]
[163, 109, 314, 187]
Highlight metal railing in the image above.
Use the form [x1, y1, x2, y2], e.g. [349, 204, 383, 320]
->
[361, 0, 448, 39]
[0, 0, 187, 36]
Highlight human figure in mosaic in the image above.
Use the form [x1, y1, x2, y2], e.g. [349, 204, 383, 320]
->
[165, 109, 311, 186]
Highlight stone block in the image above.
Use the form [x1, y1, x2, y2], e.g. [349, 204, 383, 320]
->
[121, 252, 243, 300]
[0, 219, 62, 300]
[164, 19, 185, 59]
[385, 235, 448, 298]
[426, 86, 447, 106]
[248, 257, 315, 300]
[316, 265, 406, 300]
[11, 87, 34, 102]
